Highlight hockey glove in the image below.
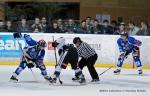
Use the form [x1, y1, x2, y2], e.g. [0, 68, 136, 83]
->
[52, 41, 59, 48]
[133, 46, 139, 51]
[13, 32, 22, 38]
[31, 58, 37, 62]
[119, 51, 129, 59]
[27, 62, 34, 68]
[124, 50, 130, 57]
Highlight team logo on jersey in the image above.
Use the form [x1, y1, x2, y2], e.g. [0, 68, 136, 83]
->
[31, 48, 35, 52]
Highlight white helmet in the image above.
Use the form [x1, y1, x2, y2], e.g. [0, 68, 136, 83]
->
[56, 37, 65, 50]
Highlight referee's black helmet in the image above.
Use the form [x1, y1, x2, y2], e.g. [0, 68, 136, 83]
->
[73, 37, 82, 44]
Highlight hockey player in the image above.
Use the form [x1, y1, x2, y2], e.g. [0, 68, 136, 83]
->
[48, 37, 86, 84]
[10, 32, 49, 81]
[114, 32, 143, 74]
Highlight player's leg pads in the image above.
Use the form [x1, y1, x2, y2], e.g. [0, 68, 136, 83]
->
[133, 56, 142, 67]
[38, 64, 47, 76]
[117, 55, 125, 67]
[15, 62, 27, 75]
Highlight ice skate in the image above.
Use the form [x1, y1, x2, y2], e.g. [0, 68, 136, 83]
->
[10, 75, 18, 82]
[114, 69, 121, 75]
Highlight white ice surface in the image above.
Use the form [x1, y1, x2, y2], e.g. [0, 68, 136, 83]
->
[0, 66, 150, 96]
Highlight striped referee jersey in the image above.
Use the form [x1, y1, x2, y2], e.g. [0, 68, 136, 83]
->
[76, 42, 97, 59]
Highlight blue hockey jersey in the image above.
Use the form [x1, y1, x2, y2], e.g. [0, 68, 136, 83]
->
[117, 36, 142, 53]
[23, 34, 45, 60]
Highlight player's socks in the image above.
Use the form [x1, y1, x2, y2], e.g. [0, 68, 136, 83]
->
[137, 67, 143, 74]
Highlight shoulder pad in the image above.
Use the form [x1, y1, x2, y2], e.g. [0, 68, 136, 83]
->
[127, 36, 135, 43]
[117, 38, 122, 44]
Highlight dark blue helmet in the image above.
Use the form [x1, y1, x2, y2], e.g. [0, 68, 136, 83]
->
[38, 40, 47, 47]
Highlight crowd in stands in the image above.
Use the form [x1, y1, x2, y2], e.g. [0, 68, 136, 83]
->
[0, 16, 150, 36]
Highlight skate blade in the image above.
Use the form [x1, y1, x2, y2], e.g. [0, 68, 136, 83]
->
[89, 81, 100, 84]
[72, 80, 80, 82]
[138, 73, 143, 75]
[114, 73, 120, 75]
[9, 79, 18, 83]
[79, 81, 87, 85]
[49, 81, 56, 85]
[80, 82, 86, 85]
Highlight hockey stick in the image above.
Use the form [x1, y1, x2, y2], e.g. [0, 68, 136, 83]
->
[16, 38, 38, 82]
[99, 66, 113, 76]
[52, 36, 63, 84]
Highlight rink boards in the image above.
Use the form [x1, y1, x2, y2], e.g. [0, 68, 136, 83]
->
[0, 33, 150, 69]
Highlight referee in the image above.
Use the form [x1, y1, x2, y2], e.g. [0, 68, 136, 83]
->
[73, 37, 99, 83]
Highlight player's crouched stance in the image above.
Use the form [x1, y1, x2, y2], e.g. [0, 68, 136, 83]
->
[10, 32, 49, 82]
[114, 32, 143, 75]
[48, 37, 86, 84]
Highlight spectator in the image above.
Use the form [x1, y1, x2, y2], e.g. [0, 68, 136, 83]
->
[65, 19, 78, 33]
[17, 18, 30, 33]
[85, 17, 93, 34]
[86, 16, 92, 25]
[111, 20, 118, 34]
[49, 22, 62, 33]
[57, 19, 63, 27]
[93, 19, 103, 34]
[5, 21, 14, 32]
[57, 19, 66, 33]
[45, 23, 51, 33]
[31, 17, 43, 33]
[102, 20, 114, 34]
[77, 20, 87, 34]
[136, 21, 150, 36]
[41, 17, 48, 33]
[0, 20, 6, 32]
[128, 21, 139, 35]
[114, 22, 126, 35]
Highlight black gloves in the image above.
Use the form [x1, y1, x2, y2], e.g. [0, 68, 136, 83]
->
[52, 41, 59, 48]
[133, 46, 139, 51]
[31, 58, 37, 62]
[13, 32, 22, 38]
[27, 62, 34, 68]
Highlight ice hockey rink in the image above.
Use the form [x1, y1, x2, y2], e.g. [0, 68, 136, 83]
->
[0, 66, 149, 96]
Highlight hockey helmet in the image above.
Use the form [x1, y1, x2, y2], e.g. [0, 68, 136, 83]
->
[38, 39, 47, 47]
[55, 37, 65, 49]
